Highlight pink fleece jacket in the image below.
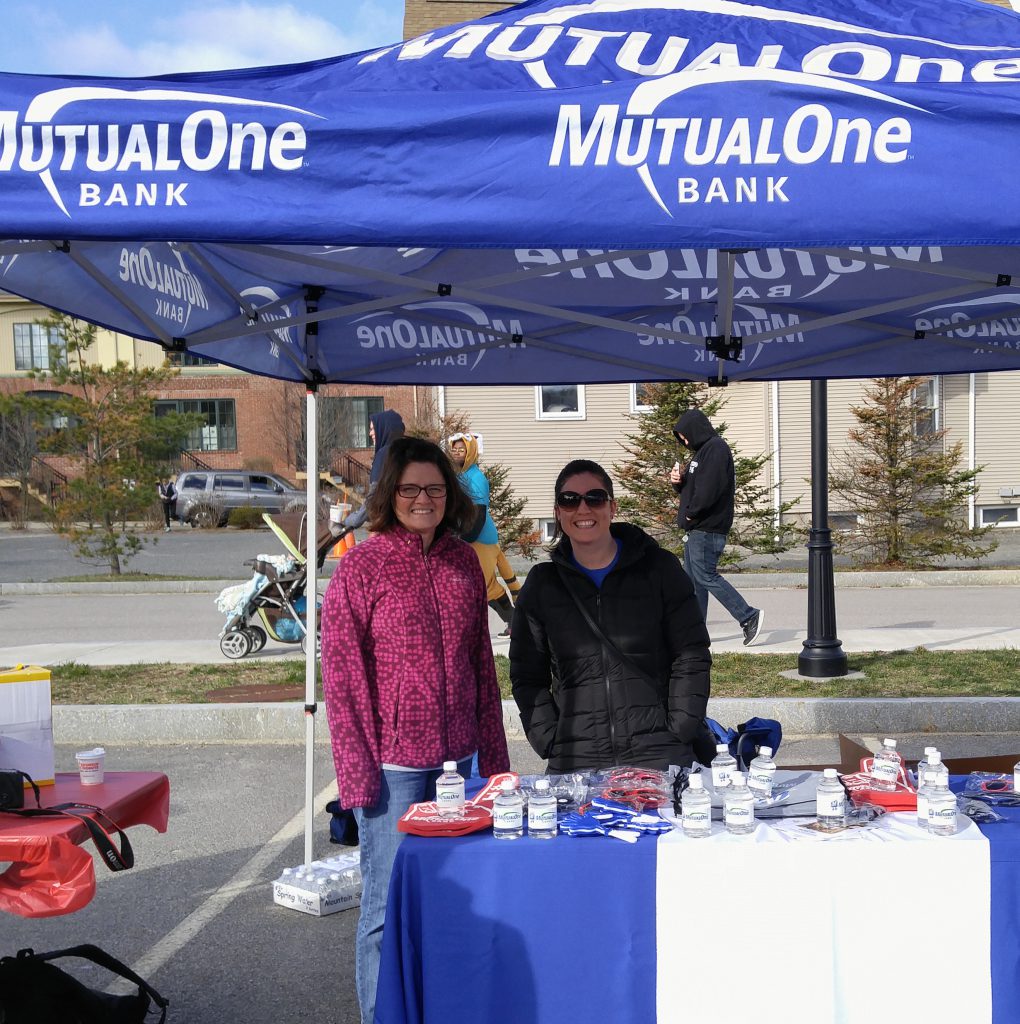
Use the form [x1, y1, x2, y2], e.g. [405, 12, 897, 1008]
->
[320, 524, 510, 808]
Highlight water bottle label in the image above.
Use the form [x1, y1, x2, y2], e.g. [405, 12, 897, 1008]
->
[494, 807, 522, 829]
[816, 793, 845, 817]
[1014, 769, 1020, 793]
[528, 806, 557, 829]
[724, 805, 751, 825]
[929, 804, 956, 826]
[683, 809, 710, 829]
[436, 787, 463, 805]
[711, 766, 733, 787]
[917, 793, 929, 824]
[871, 759, 899, 783]
[748, 769, 774, 795]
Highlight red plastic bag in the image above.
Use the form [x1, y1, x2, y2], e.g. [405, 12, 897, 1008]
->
[0, 833, 96, 918]
[840, 757, 917, 812]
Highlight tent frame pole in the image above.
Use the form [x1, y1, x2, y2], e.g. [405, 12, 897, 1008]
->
[798, 379, 848, 679]
[304, 385, 318, 865]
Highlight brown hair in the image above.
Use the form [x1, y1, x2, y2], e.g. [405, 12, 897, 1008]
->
[366, 436, 477, 536]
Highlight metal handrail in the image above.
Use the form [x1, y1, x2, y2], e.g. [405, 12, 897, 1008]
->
[334, 452, 371, 491]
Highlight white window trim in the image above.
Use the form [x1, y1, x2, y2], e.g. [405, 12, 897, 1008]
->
[979, 506, 1019, 528]
[535, 385, 586, 421]
[539, 518, 558, 542]
[630, 383, 653, 413]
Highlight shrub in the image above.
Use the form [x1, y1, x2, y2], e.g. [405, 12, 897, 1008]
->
[228, 505, 266, 529]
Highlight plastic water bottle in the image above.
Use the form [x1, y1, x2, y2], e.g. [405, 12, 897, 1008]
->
[926, 749, 949, 786]
[916, 770, 938, 831]
[1014, 759, 1020, 793]
[527, 779, 558, 839]
[870, 738, 902, 792]
[747, 746, 777, 800]
[927, 775, 958, 836]
[815, 768, 846, 831]
[723, 771, 755, 835]
[492, 779, 524, 840]
[710, 744, 737, 788]
[915, 746, 937, 788]
[681, 774, 712, 838]
[435, 760, 465, 818]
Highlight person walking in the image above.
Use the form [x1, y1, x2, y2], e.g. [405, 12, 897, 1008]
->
[157, 476, 176, 532]
[320, 435, 510, 1024]
[448, 432, 518, 636]
[671, 409, 764, 646]
[510, 459, 711, 772]
[343, 409, 405, 531]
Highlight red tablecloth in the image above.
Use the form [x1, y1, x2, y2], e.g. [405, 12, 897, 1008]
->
[0, 771, 170, 918]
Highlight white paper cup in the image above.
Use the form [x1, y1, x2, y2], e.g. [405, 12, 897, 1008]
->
[75, 747, 106, 785]
[329, 502, 351, 524]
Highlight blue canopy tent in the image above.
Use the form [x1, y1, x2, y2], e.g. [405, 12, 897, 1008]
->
[3, 0, 1020, 856]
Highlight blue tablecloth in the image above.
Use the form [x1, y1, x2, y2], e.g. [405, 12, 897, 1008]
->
[376, 782, 1020, 1024]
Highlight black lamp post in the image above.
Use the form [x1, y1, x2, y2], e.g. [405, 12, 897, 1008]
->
[798, 379, 849, 678]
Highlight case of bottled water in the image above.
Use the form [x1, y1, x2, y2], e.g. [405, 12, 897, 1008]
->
[272, 848, 362, 917]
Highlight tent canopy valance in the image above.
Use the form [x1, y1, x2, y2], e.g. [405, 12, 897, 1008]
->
[3, 0, 1020, 385]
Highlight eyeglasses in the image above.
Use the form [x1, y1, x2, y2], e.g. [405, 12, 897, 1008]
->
[556, 489, 611, 509]
[396, 483, 447, 499]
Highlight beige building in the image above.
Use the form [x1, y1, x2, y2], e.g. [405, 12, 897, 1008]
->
[440, 377, 1020, 540]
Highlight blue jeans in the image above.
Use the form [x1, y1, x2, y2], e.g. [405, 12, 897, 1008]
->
[683, 529, 755, 627]
[352, 755, 474, 1024]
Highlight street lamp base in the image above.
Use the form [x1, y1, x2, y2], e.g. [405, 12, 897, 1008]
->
[798, 644, 849, 678]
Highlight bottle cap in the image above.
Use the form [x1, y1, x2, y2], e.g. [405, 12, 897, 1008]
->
[930, 750, 942, 763]
[688, 774, 704, 789]
[823, 768, 838, 779]
[716, 744, 729, 753]
[758, 746, 772, 758]
[535, 779, 550, 790]
[443, 760, 457, 772]
[883, 738, 897, 748]
[500, 779, 514, 792]
[924, 746, 937, 755]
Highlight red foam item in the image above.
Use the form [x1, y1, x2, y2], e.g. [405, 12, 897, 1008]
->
[841, 757, 918, 812]
[397, 772, 518, 837]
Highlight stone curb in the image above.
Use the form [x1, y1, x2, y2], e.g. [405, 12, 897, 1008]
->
[8, 568, 1020, 596]
[52, 696, 1020, 746]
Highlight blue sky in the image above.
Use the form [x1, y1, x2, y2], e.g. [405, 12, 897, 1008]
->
[0, 1, 407, 76]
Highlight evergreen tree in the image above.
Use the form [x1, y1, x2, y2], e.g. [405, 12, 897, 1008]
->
[829, 375, 994, 567]
[27, 314, 199, 575]
[613, 382, 800, 560]
[0, 394, 41, 524]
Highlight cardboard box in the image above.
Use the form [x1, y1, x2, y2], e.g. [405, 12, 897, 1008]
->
[272, 851, 362, 917]
[0, 664, 55, 787]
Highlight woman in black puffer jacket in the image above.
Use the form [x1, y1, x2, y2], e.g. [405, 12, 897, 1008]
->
[510, 459, 712, 773]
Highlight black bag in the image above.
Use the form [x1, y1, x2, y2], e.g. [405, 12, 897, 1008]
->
[0, 944, 168, 1024]
[325, 799, 359, 846]
[0, 769, 34, 810]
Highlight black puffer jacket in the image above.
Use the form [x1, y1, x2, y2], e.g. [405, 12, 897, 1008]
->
[510, 523, 711, 773]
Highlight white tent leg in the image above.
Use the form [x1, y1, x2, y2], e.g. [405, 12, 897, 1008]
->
[304, 386, 318, 866]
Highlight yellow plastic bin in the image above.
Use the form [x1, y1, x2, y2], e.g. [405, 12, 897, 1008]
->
[0, 664, 55, 786]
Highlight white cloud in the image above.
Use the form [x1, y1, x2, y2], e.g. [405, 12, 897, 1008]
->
[38, 2, 404, 76]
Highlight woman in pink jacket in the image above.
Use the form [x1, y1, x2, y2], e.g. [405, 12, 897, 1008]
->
[321, 435, 510, 1024]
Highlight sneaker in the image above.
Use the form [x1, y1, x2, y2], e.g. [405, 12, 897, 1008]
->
[497, 626, 511, 638]
[741, 610, 764, 646]
[164, 526, 171, 533]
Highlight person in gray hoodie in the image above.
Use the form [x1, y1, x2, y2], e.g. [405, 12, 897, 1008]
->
[670, 409, 765, 646]
[343, 409, 405, 531]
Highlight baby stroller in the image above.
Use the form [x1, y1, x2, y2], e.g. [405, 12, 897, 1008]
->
[216, 511, 346, 659]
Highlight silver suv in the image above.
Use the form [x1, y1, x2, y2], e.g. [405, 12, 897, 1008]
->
[173, 470, 304, 527]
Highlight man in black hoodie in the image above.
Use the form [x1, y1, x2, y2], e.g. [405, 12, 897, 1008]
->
[670, 409, 764, 646]
[343, 409, 405, 530]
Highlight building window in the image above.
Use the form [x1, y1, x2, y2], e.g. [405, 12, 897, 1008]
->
[980, 506, 1019, 527]
[535, 385, 585, 420]
[912, 377, 939, 436]
[14, 323, 65, 371]
[539, 518, 558, 542]
[321, 396, 384, 448]
[154, 398, 236, 451]
[168, 351, 217, 367]
[630, 383, 654, 413]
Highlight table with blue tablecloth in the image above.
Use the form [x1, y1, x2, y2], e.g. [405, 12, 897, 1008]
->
[376, 780, 1020, 1024]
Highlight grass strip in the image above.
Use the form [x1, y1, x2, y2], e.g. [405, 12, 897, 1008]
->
[48, 648, 1020, 705]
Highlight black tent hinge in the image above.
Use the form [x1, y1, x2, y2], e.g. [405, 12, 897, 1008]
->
[706, 335, 743, 362]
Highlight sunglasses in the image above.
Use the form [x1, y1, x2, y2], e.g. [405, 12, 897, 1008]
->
[556, 489, 611, 510]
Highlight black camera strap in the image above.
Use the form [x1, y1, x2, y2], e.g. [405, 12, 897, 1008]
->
[1, 802, 135, 872]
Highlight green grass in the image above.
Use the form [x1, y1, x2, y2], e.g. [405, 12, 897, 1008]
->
[47, 648, 1020, 704]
